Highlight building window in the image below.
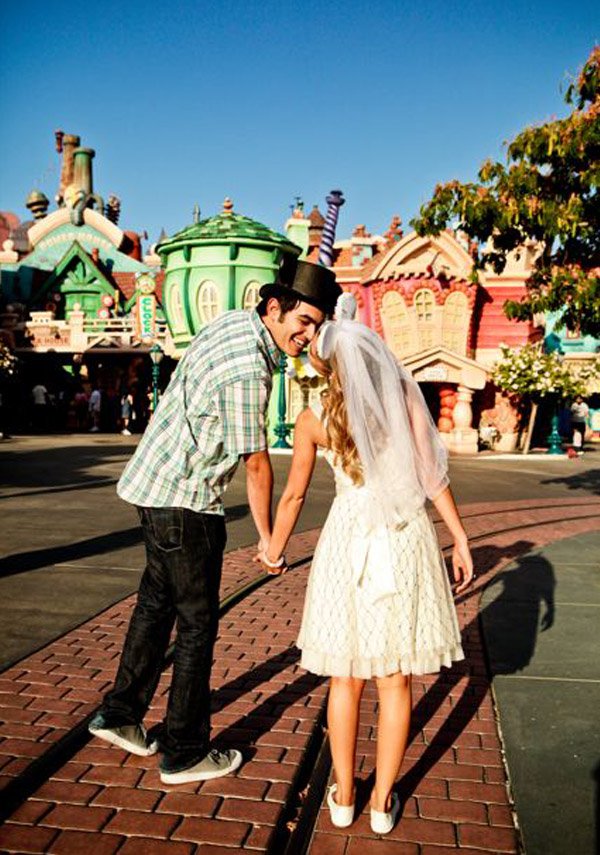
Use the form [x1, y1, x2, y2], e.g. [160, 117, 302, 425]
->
[442, 291, 469, 353]
[243, 280, 261, 310]
[414, 288, 437, 350]
[197, 280, 220, 324]
[167, 281, 185, 330]
[381, 291, 413, 357]
[414, 288, 435, 322]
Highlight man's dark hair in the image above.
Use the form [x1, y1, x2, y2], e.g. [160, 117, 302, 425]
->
[256, 291, 301, 317]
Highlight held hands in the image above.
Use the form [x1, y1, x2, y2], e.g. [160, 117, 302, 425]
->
[259, 551, 288, 576]
[451, 537, 474, 594]
[252, 539, 288, 575]
[253, 538, 270, 562]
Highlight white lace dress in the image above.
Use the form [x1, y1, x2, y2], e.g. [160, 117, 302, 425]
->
[297, 448, 464, 678]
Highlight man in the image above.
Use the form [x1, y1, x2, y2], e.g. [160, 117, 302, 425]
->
[31, 382, 49, 432]
[89, 259, 341, 785]
[89, 385, 102, 432]
[570, 394, 589, 453]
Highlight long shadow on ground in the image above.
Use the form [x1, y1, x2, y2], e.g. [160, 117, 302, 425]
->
[0, 527, 142, 578]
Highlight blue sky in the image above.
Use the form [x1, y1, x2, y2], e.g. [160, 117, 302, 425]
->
[0, 0, 597, 247]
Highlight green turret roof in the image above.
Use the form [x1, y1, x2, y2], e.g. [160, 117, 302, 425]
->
[158, 198, 300, 255]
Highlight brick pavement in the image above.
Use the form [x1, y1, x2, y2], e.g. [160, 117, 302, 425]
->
[0, 498, 599, 853]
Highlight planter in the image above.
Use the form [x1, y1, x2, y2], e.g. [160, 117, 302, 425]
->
[494, 432, 519, 452]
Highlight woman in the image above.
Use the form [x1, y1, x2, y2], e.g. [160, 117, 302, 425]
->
[259, 296, 473, 834]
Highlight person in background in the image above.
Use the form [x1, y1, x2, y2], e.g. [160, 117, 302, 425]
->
[570, 394, 589, 453]
[88, 385, 102, 432]
[73, 388, 89, 431]
[31, 382, 49, 432]
[120, 389, 135, 436]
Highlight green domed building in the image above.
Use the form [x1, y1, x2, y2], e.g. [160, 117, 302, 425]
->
[158, 198, 302, 352]
[157, 198, 310, 444]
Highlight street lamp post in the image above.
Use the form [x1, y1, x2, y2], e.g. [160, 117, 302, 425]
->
[546, 396, 565, 455]
[149, 343, 164, 414]
[273, 352, 291, 448]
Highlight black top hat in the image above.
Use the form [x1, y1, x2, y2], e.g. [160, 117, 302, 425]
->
[260, 258, 342, 316]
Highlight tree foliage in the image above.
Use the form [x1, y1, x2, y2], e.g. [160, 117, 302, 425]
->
[412, 47, 600, 337]
[492, 343, 599, 400]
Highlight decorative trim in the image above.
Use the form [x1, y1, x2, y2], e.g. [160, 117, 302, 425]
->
[28, 208, 124, 249]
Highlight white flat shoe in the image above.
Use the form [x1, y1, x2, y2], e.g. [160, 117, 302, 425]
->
[370, 791, 400, 834]
[327, 783, 355, 828]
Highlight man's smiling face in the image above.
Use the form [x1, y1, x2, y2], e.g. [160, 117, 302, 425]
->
[264, 298, 325, 357]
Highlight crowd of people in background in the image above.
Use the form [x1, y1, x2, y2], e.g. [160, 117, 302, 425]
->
[0, 374, 596, 448]
[0, 380, 154, 438]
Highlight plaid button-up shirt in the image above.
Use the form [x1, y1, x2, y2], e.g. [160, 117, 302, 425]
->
[117, 309, 279, 514]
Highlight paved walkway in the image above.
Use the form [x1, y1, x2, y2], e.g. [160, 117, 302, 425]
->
[0, 498, 599, 853]
[481, 529, 600, 855]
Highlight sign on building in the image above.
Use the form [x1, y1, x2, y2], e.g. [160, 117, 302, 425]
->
[135, 273, 157, 342]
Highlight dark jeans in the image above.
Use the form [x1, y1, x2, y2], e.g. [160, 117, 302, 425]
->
[101, 506, 226, 770]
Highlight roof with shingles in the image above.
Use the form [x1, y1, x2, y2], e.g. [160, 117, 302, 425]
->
[113, 270, 164, 305]
[160, 211, 300, 254]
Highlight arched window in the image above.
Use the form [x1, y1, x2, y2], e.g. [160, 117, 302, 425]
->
[243, 280, 261, 310]
[167, 280, 185, 331]
[414, 288, 436, 349]
[380, 291, 414, 358]
[442, 291, 469, 353]
[197, 280, 220, 324]
[414, 288, 435, 322]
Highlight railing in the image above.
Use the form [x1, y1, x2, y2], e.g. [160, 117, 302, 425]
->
[14, 313, 171, 353]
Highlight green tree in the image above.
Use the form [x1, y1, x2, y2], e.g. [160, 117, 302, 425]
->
[412, 47, 600, 337]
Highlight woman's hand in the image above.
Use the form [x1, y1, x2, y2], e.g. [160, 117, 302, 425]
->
[258, 550, 288, 576]
[451, 537, 474, 594]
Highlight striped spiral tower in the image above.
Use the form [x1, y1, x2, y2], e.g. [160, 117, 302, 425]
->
[318, 189, 345, 267]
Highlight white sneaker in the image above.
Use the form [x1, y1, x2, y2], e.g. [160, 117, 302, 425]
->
[326, 783, 355, 828]
[88, 714, 158, 757]
[370, 791, 400, 834]
[121, 429, 131, 436]
[160, 748, 242, 784]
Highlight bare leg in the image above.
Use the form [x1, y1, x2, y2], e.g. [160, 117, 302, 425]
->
[328, 676, 365, 805]
[371, 672, 412, 812]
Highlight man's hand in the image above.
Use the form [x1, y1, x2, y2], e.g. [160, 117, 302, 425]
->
[451, 538, 474, 594]
[253, 538, 270, 563]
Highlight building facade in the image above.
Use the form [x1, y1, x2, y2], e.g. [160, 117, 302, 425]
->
[2, 136, 597, 446]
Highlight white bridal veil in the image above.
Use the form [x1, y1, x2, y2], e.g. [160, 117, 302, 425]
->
[317, 312, 449, 529]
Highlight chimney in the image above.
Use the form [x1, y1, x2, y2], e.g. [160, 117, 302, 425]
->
[318, 190, 345, 268]
[72, 148, 95, 196]
[26, 190, 50, 220]
[308, 204, 326, 248]
[57, 133, 81, 202]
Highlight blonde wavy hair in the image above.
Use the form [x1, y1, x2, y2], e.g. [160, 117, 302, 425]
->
[320, 358, 364, 486]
